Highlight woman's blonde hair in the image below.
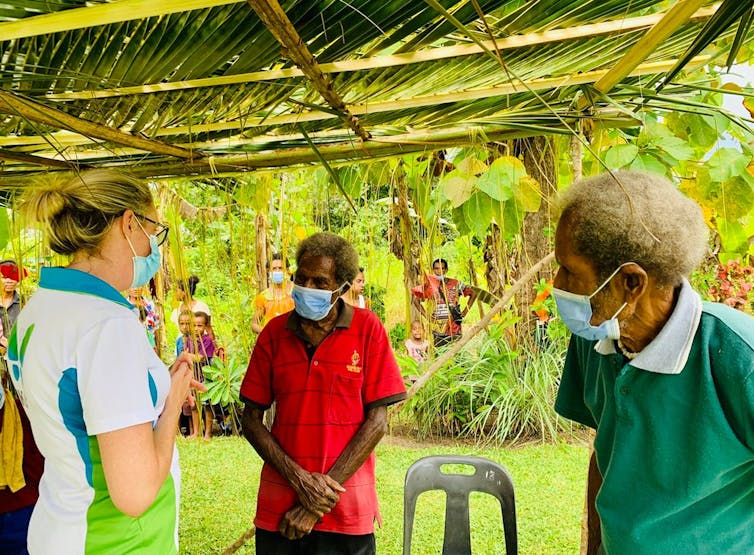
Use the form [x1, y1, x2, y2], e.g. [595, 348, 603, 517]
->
[23, 170, 153, 255]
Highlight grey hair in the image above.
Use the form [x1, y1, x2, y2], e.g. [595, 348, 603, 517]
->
[557, 170, 708, 286]
[295, 232, 359, 286]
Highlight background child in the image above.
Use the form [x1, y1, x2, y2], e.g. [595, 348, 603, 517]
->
[405, 320, 430, 362]
[177, 311, 216, 439]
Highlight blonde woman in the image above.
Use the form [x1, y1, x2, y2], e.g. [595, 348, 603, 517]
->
[8, 170, 200, 555]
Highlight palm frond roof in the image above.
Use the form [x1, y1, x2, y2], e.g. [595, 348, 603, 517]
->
[0, 0, 752, 182]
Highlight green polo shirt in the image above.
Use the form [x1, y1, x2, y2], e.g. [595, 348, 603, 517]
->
[555, 280, 754, 555]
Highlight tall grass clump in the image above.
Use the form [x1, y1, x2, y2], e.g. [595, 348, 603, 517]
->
[399, 322, 574, 444]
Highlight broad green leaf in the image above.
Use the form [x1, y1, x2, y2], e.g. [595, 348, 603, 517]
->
[637, 119, 673, 147]
[654, 136, 694, 161]
[707, 148, 750, 183]
[628, 152, 666, 175]
[695, 169, 754, 220]
[604, 144, 638, 169]
[336, 166, 363, 199]
[0, 208, 8, 251]
[501, 200, 524, 240]
[717, 219, 748, 254]
[476, 156, 525, 202]
[511, 176, 542, 213]
[715, 175, 754, 220]
[665, 112, 721, 152]
[451, 206, 471, 236]
[462, 191, 496, 238]
[441, 175, 475, 208]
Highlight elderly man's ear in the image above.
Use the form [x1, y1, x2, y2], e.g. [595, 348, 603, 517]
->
[618, 263, 648, 303]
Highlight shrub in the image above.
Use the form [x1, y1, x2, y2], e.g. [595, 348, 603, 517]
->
[398, 319, 573, 444]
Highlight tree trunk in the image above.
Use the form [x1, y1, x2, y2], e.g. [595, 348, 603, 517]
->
[254, 212, 268, 293]
[513, 136, 557, 338]
[484, 223, 506, 300]
[391, 161, 421, 324]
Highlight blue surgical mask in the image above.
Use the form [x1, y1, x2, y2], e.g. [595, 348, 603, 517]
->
[270, 271, 284, 285]
[127, 221, 162, 289]
[437, 274, 445, 281]
[551, 264, 630, 341]
[291, 282, 348, 321]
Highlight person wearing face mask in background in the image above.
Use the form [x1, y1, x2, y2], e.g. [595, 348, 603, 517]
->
[241, 232, 406, 554]
[411, 258, 477, 348]
[552, 170, 754, 555]
[8, 170, 203, 555]
[251, 253, 294, 334]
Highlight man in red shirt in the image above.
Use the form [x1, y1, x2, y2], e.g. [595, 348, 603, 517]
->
[241, 232, 406, 554]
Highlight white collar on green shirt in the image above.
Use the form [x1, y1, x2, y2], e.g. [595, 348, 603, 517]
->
[594, 278, 702, 375]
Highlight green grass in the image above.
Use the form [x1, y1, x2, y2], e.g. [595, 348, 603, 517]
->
[178, 435, 589, 554]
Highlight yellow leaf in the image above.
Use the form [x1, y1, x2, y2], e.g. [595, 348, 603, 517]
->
[442, 175, 475, 208]
[512, 176, 542, 213]
[455, 157, 488, 176]
[294, 226, 308, 241]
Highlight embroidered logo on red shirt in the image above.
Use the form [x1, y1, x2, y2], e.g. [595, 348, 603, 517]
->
[347, 350, 362, 373]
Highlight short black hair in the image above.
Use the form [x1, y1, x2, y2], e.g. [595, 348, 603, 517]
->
[267, 252, 288, 270]
[177, 275, 200, 296]
[296, 232, 359, 286]
[432, 258, 448, 271]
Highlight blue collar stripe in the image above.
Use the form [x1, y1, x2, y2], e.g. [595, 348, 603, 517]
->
[39, 267, 133, 309]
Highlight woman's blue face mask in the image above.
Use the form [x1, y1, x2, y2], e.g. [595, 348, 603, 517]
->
[126, 219, 161, 289]
[551, 263, 631, 341]
[291, 282, 348, 321]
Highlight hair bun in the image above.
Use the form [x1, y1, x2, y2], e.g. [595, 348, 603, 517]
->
[24, 180, 71, 223]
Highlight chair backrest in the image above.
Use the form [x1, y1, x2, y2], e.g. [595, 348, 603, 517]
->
[403, 455, 517, 555]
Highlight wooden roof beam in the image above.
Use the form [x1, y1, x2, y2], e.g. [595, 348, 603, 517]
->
[246, 0, 370, 141]
[578, 0, 709, 109]
[0, 148, 87, 169]
[47, 5, 719, 101]
[0, 114, 637, 182]
[0, 89, 201, 160]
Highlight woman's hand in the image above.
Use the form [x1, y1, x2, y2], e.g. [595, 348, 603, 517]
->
[165, 356, 206, 415]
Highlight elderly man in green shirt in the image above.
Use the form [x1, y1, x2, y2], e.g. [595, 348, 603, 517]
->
[551, 170, 754, 555]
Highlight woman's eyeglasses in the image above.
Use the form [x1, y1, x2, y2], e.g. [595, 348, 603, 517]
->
[135, 214, 169, 246]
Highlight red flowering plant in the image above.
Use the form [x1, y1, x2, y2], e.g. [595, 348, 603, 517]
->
[704, 259, 754, 313]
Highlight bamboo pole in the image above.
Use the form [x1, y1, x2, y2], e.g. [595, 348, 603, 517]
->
[403, 251, 555, 400]
[0, 0, 243, 41]
[245, 0, 371, 141]
[577, 0, 708, 109]
[102, 56, 712, 138]
[19, 56, 707, 155]
[0, 90, 200, 160]
[45, 5, 719, 101]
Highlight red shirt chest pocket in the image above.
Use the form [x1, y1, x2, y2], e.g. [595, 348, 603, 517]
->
[328, 367, 364, 425]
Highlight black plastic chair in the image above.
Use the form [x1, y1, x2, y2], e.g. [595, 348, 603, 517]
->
[403, 455, 517, 555]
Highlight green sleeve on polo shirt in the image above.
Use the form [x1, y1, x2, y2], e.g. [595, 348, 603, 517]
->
[701, 302, 754, 450]
[555, 336, 598, 429]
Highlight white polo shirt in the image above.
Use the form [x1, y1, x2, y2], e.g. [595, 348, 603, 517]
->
[8, 267, 179, 555]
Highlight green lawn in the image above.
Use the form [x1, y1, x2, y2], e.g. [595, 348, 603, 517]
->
[178, 434, 589, 554]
